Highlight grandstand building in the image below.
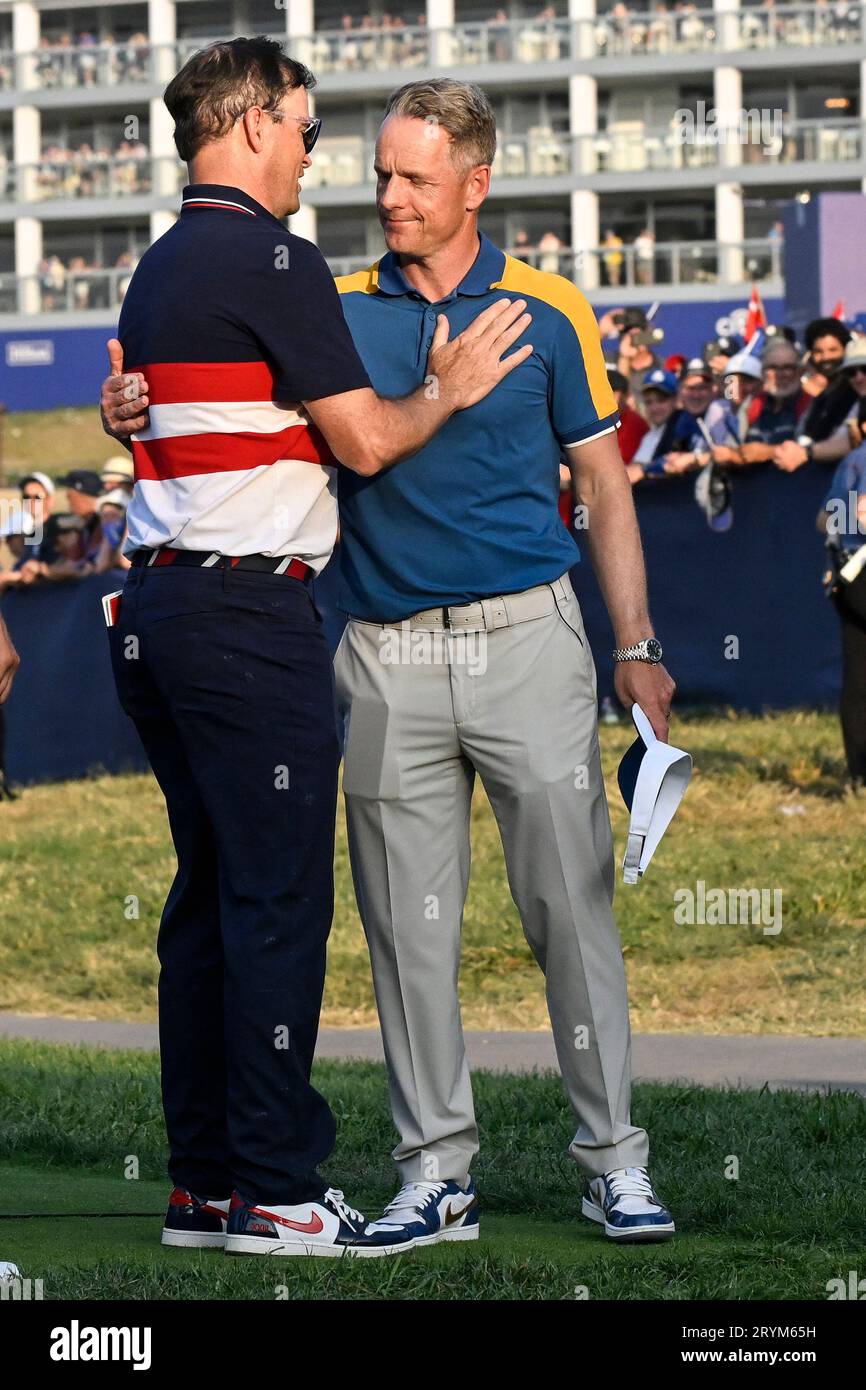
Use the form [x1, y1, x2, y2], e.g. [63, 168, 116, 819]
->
[0, 0, 864, 393]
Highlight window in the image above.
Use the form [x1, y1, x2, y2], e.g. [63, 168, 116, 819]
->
[316, 209, 385, 261]
[41, 6, 149, 44]
[248, 0, 288, 35]
[43, 219, 149, 268]
[176, 2, 232, 41]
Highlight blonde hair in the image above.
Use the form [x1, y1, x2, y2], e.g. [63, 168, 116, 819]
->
[382, 78, 497, 171]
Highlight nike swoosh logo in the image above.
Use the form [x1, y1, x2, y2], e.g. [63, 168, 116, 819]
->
[263, 1210, 324, 1235]
[202, 1204, 228, 1221]
[444, 1197, 477, 1226]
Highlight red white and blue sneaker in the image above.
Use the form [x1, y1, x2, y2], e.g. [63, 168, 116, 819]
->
[161, 1187, 231, 1248]
[351, 1179, 480, 1256]
[224, 1187, 373, 1258]
[582, 1167, 675, 1242]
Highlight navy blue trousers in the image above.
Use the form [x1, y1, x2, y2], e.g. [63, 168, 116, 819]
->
[109, 563, 339, 1204]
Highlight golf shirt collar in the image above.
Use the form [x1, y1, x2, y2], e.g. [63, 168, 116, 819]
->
[181, 183, 286, 229]
[375, 230, 507, 301]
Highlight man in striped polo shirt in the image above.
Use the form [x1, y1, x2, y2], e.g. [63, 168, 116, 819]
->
[100, 39, 531, 1258]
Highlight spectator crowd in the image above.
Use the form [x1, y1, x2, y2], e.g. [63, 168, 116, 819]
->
[556, 313, 866, 530]
[553, 310, 866, 780]
[593, 0, 861, 54]
[0, 1, 861, 103]
[34, 137, 151, 201]
[0, 459, 133, 596]
[33, 251, 138, 313]
[33, 30, 151, 87]
[0, 31, 150, 91]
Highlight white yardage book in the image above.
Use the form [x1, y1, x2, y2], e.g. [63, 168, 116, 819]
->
[617, 704, 692, 884]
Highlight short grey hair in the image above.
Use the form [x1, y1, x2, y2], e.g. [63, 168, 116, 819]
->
[762, 338, 798, 365]
[382, 78, 497, 171]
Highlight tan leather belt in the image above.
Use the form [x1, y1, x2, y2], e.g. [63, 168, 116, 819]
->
[363, 575, 571, 633]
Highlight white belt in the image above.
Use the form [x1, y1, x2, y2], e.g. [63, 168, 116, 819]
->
[364, 576, 572, 633]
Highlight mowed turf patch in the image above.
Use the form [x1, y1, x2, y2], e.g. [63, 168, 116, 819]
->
[1, 711, 865, 1034]
[0, 1039, 863, 1300]
[3, 1167, 858, 1302]
[2, 406, 118, 482]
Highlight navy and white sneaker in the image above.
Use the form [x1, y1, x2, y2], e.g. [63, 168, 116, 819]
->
[352, 1179, 479, 1256]
[582, 1167, 675, 1242]
[224, 1187, 373, 1258]
[161, 1187, 231, 1248]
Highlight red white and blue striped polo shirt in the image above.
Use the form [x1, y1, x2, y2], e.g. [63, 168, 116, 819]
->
[118, 183, 371, 567]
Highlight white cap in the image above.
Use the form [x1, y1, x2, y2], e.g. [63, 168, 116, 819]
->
[100, 455, 135, 482]
[20, 470, 55, 495]
[98, 487, 130, 510]
[843, 335, 866, 370]
[724, 351, 763, 381]
[617, 704, 693, 884]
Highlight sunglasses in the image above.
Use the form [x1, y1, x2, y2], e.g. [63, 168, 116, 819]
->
[845, 365, 866, 379]
[268, 110, 322, 153]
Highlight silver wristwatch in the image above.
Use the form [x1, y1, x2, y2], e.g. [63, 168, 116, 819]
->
[613, 637, 663, 664]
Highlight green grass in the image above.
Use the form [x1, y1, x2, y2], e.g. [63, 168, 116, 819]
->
[1, 406, 116, 484]
[0, 1039, 863, 1300]
[1, 711, 865, 1035]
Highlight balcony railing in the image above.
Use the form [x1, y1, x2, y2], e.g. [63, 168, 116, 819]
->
[0, 40, 153, 91]
[583, 118, 863, 174]
[576, 237, 784, 288]
[328, 238, 783, 289]
[0, 22, 572, 94]
[295, 119, 864, 191]
[0, 238, 783, 315]
[738, 117, 863, 164]
[586, 2, 862, 58]
[0, 7, 861, 96]
[293, 17, 573, 72]
[0, 117, 859, 210]
[0, 265, 135, 314]
[304, 129, 577, 187]
[2, 156, 183, 203]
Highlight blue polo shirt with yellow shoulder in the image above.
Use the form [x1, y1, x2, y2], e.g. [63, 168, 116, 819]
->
[335, 232, 618, 621]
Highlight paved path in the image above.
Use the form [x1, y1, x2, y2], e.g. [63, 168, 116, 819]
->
[1, 1014, 864, 1094]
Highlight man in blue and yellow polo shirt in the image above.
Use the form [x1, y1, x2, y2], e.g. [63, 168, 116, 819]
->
[334, 79, 678, 1251]
[336, 229, 614, 620]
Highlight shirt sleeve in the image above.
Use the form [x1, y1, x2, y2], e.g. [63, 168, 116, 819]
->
[704, 400, 739, 446]
[547, 281, 619, 447]
[240, 232, 371, 402]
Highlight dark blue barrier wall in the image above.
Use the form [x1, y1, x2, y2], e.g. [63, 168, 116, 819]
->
[0, 462, 841, 786]
[2, 572, 149, 785]
[571, 460, 840, 709]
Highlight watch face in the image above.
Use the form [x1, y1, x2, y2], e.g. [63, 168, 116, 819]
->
[646, 638, 663, 663]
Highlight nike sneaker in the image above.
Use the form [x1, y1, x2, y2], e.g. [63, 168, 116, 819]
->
[582, 1166, 675, 1242]
[351, 1178, 479, 1256]
[224, 1187, 372, 1258]
[161, 1186, 231, 1248]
